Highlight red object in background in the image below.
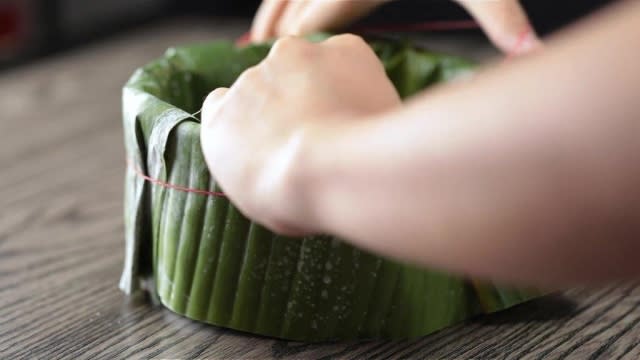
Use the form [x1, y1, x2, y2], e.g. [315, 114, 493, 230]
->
[0, 3, 24, 47]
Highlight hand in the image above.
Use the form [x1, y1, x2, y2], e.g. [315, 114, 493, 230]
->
[250, 0, 542, 54]
[251, 0, 389, 42]
[200, 35, 401, 235]
[457, 0, 542, 54]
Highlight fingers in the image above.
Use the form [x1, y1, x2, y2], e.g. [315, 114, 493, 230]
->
[251, 0, 388, 42]
[277, 0, 308, 35]
[251, 0, 540, 54]
[201, 87, 229, 128]
[290, 0, 387, 36]
[322, 33, 369, 50]
[456, 0, 542, 54]
[251, 0, 289, 42]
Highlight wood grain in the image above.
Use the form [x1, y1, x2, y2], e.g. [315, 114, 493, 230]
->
[1, 17, 639, 360]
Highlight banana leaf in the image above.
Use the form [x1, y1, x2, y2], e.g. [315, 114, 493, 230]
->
[120, 36, 540, 341]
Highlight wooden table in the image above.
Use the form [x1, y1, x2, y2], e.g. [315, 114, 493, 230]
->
[1, 18, 639, 360]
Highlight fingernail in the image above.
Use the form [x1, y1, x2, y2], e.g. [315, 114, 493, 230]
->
[513, 31, 542, 55]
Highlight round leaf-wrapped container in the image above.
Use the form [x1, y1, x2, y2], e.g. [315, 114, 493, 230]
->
[120, 37, 539, 342]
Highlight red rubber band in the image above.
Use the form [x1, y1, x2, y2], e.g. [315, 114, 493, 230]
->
[128, 159, 227, 197]
[352, 19, 479, 34]
[236, 20, 480, 46]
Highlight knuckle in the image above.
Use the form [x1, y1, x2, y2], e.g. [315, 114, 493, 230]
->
[276, 21, 293, 38]
[202, 88, 229, 124]
[269, 36, 309, 58]
[205, 88, 227, 103]
[288, 20, 311, 37]
[271, 36, 297, 53]
[329, 33, 366, 47]
[235, 65, 262, 84]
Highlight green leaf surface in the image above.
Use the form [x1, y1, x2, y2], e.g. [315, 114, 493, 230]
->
[120, 36, 542, 341]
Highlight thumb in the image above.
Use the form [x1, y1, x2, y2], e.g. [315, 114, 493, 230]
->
[201, 87, 229, 129]
[457, 0, 542, 54]
[200, 87, 230, 183]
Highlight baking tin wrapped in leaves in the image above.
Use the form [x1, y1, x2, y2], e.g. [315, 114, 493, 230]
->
[120, 37, 540, 341]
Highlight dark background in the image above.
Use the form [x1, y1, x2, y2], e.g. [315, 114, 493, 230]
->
[0, 0, 614, 72]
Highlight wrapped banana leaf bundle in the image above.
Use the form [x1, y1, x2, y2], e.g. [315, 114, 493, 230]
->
[120, 35, 541, 342]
